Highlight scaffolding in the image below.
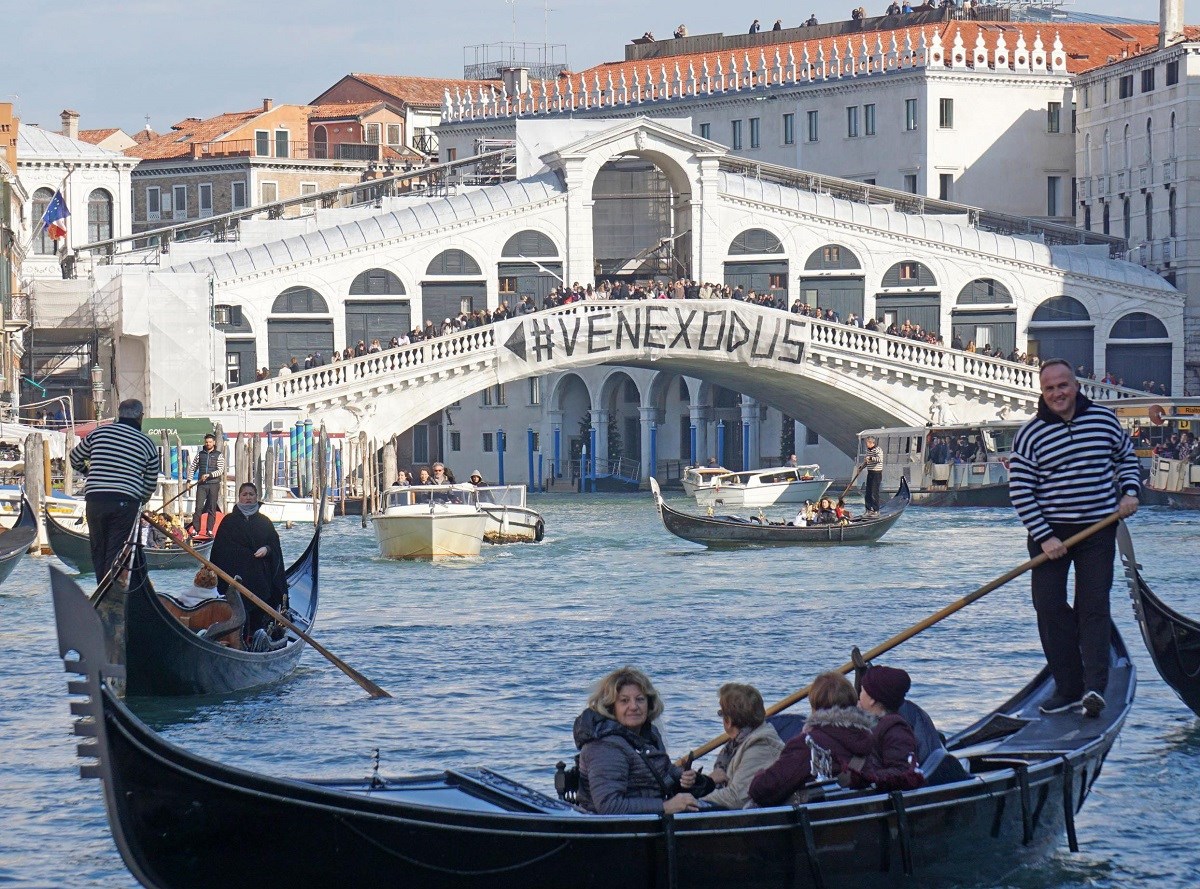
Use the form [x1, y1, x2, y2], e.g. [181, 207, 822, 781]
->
[463, 41, 569, 81]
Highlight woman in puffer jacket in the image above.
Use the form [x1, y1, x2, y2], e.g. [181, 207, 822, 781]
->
[573, 666, 700, 815]
[748, 672, 875, 807]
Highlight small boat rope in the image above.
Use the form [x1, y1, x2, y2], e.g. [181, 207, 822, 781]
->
[334, 816, 571, 875]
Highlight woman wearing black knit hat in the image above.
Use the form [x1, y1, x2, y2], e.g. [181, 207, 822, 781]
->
[857, 666, 925, 791]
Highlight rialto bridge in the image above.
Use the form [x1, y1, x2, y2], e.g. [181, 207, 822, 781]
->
[90, 116, 1181, 473]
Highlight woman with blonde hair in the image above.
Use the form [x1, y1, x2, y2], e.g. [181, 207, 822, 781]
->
[702, 683, 784, 809]
[573, 666, 699, 815]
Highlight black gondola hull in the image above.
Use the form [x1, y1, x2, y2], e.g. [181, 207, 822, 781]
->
[107, 523, 320, 697]
[1121, 523, 1200, 716]
[50, 561, 1134, 889]
[0, 495, 36, 586]
[44, 510, 211, 573]
[908, 483, 1010, 508]
[653, 478, 909, 547]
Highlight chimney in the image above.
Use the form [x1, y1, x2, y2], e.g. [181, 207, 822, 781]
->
[60, 109, 79, 140]
[262, 98, 274, 112]
[499, 67, 529, 96]
[1160, 0, 1184, 48]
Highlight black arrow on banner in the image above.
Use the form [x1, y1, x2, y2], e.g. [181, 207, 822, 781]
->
[504, 323, 527, 361]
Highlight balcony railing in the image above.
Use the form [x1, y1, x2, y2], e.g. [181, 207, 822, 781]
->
[1162, 158, 1177, 182]
[1077, 177, 1092, 200]
[1095, 174, 1109, 197]
[1115, 170, 1128, 193]
[311, 142, 399, 161]
[191, 140, 315, 160]
[1137, 165, 1152, 189]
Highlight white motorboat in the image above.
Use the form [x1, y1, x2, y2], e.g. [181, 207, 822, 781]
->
[0, 485, 85, 529]
[473, 485, 545, 543]
[691, 464, 832, 508]
[370, 484, 487, 560]
[680, 465, 733, 497]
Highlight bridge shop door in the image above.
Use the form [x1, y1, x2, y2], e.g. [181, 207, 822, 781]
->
[267, 319, 334, 370]
[874, 294, 941, 335]
[724, 261, 788, 306]
[345, 300, 412, 347]
[421, 282, 486, 325]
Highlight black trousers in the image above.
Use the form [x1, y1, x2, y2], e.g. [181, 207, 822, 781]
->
[1026, 522, 1117, 698]
[192, 481, 221, 533]
[86, 498, 141, 583]
[864, 470, 882, 512]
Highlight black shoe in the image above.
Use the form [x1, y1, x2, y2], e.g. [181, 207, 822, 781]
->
[1039, 692, 1083, 714]
[1081, 691, 1106, 718]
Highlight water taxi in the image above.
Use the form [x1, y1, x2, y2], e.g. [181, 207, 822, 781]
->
[855, 421, 1024, 507]
[680, 465, 732, 497]
[691, 464, 832, 509]
[370, 484, 487, 560]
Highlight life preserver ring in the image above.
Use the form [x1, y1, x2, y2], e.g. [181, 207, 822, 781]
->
[1149, 404, 1166, 426]
[534, 518, 545, 542]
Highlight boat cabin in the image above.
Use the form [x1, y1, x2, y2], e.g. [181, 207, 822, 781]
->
[714, 465, 822, 486]
[857, 421, 1022, 494]
[380, 484, 480, 512]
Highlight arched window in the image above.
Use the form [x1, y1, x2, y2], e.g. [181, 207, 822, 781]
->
[881, 261, 936, 287]
[1032, 296, 1089, 322]
[956, 279, 1012, 305]
[1169, 189, 1177, 238]
[1145, 193, 1154, 240]
[1084, 133, 1092, 178]
[1123, 197, 1131, 241]
[1102, 203, 1110, 235]
[1083, 206, 1092, 231]
[313, 125, 328, 159]
[426, 249, 482, 276]
[1145, 117, 1153, 165]
[501, 230, 558, 257]
[87, 189, 113, 244]
[31, 188, 55, 255]
[729, 228, 783, 255]
[349, 269, 406, 295]
[271, 286, 329, 314]
[803, 244, 861, 270]
[1169, 112, 1177, 158]
[1102, 129, 1110, 174]
[1110, 312, 1168, 339]
[1123, 123, 1131, 168]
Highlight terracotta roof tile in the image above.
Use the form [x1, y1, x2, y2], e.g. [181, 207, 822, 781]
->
[77, 128, 121, 144]
[126, 108, 269, 160]
[308, 100, 396, 121]
[348, 73, 501, 107]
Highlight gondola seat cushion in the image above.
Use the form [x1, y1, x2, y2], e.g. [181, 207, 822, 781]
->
[156, 595, 244, 648]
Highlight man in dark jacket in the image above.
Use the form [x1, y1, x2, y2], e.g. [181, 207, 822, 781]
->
[188, 433, 225, 537]
[69, 398, 160, 583]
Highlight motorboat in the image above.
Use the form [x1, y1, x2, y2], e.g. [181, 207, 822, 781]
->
[0, 485, 85, 528]
[680, 465, 732, 497]
[371, 484, 487, 560]
[691, 464, 832, 509]
[474, 485, 545, 543]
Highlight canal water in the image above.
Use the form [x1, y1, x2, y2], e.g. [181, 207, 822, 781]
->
[2, 495, 1198, 887]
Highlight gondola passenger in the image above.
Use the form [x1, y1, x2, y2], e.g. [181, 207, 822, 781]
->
[209, 482, 287, 651]
[573, 667, 700, 815]
[748, 672, 874, 806]
[701, 684, 784, 810]
[857, 665, 926, 791]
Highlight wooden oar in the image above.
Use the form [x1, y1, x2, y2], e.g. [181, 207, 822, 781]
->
[837, 464, 865, 501]
[679, 511, 1123, 763]
[155, 478, 200, 516]
[141, 511, 392, 699]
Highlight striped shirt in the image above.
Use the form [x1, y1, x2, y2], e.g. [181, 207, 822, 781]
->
[1009, 394, 1140, 543]
[69, 420, 160, 503]
[863, 444, 883, 471]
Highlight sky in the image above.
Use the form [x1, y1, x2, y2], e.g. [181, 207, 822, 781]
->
[3, 0, 1157, 135]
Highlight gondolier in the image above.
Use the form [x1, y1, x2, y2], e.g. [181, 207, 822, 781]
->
[188, 433, 225, 536]
[862, 436, 883, 514]
[1010, 359, 1140, 718]
[68, 399, 160, 584]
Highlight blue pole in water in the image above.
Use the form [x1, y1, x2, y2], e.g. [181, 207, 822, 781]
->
[527, 428, 535, 488]
[334, 447, 343, 498]
[292, 422, 303, 493]
[649, 422, 657, 483]
[537, 454, 543, 492]
[589, 425, 597, 493]
[303, 419, 315, 497]
[689, 423, 698, 466]
[169, 446, 179, 479]
[741, 420, 751, 472]
[717, 421, 726, 467]
[497, 428, 506, 485]
[553, 425, 561, 479]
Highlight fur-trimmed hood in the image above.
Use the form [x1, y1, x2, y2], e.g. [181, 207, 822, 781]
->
[806, 706, 877, 732]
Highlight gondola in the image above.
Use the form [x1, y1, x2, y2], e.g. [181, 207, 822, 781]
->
[50, 560, 1133, 889]
[89, 519, 319, 696]
[1119, 522, 1200, 717]
[45, 509, 212, 573]
[650, 477, 910, 547]
[0, 494, 36, 585]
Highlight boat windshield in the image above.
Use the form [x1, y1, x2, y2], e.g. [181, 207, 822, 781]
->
[383, 485, 478, 508]
[474, 485, 526, 508]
